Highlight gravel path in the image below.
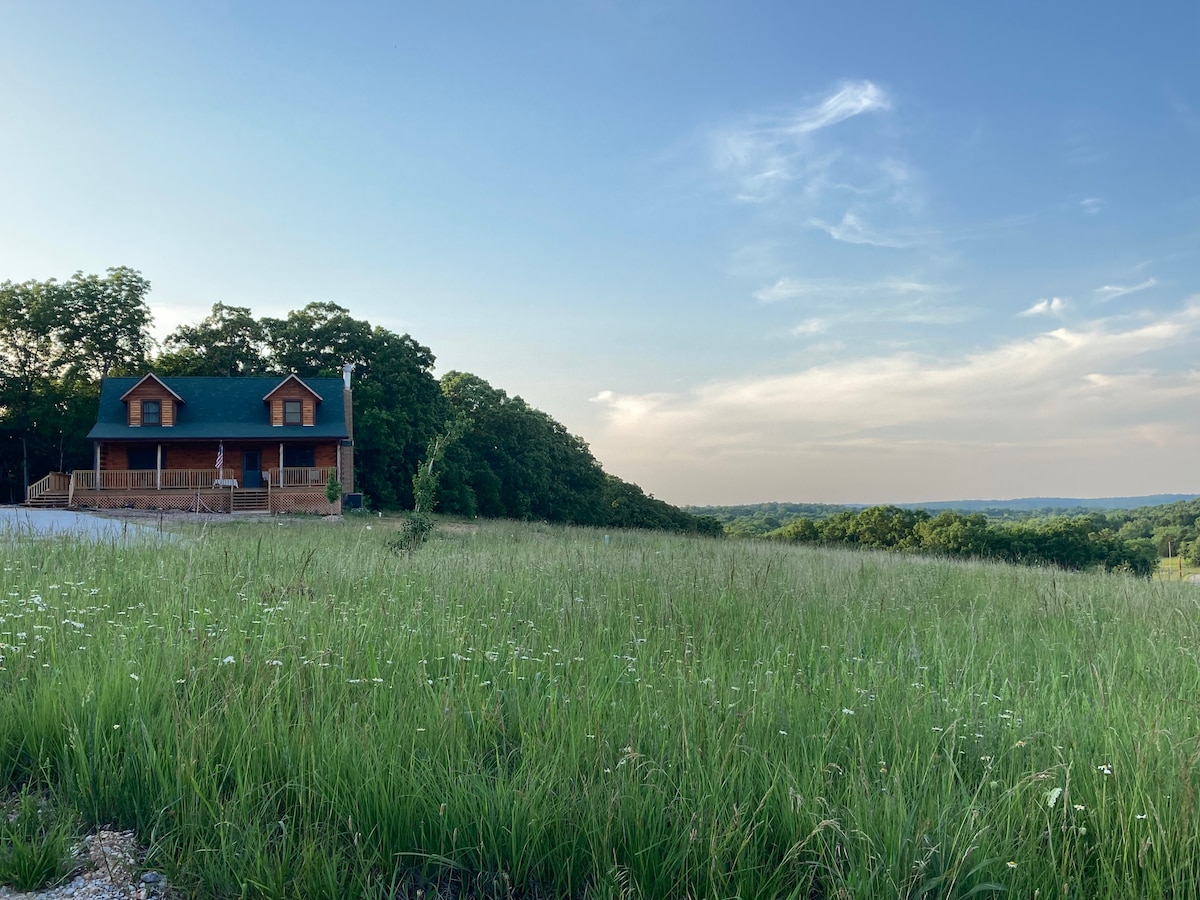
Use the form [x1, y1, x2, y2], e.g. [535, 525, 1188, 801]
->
[0, 508, 169, 542]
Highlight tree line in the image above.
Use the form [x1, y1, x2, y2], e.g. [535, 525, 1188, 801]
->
[765, 506, 1160, 576]
[0, 267, 721, 535]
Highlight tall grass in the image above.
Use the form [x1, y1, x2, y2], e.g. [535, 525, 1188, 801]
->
[2, 518, 1199, 897]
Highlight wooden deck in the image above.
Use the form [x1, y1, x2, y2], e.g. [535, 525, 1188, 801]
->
[27, 469, 340, 515]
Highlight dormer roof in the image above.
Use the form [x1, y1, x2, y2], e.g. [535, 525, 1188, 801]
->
[119, 373, 186, 404]
[262, 374, 324, 403]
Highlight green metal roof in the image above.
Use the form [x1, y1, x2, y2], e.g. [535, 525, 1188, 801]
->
[87, 376, 350, 441]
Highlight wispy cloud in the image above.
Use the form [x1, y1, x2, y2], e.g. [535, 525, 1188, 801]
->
[1081, 197, 1104, 215]
[810, 211, 910, 247]
[710, 80, 891, 204]
[790, 319, 828, 337]
[753, 276, 966, 327]
[1019, 297, 1067, 317]
[1095, 277, 1158, 301]
[785, 81, 891, 133]
[754, 276, 941, 303]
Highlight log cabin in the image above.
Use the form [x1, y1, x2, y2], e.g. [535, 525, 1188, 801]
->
[28, 366, 356, 514]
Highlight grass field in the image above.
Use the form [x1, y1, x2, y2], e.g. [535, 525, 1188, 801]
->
[2, 517, 1200, 898]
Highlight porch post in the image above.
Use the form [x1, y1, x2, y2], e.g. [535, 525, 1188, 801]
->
[156, 444, 162, 489]
[94, 442, 100, 490]
[278, 443, 283, 476]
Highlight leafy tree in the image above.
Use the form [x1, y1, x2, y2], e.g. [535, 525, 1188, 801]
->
[158, 303, 268, 376]
[55, 267, 154, 380]
[261, 302, 375, 375]
[852, 505, 929, 550]
[0, 271, 143, 501]
[820, 510, 860, 545]
[914, 512, 994, 558]
[438, 371, 605, 524]
[601, 475, 722, 535]
[767, 517, 820, 543]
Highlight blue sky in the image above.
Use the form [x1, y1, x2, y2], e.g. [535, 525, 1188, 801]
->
[2, 2, 1198, 504]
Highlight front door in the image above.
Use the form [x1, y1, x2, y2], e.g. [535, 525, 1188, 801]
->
[242, 450, 262, 488]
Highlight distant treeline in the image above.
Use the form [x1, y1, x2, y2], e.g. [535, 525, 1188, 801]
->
[687, 502, 856, 536]
[691, 495, 1200, 536]
[765, 506, 1160, 576]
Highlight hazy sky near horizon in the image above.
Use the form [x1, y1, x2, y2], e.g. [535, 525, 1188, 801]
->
[2, 2, 1198, 506]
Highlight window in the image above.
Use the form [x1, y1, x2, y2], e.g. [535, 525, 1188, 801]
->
[284, 400, 302, 425]
[128, 447, 157, 470]
[283, 445, 315, 468]
[141, 400, 161, 425]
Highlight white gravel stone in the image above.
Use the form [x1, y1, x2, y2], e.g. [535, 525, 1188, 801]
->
[0, 830, 157, 900]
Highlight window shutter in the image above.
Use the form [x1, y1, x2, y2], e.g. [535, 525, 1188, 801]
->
[129, 399, 142, 426]
[271, 400, 283, 426]
[162, 400, 175, 427]
[302, 399, 315, 426]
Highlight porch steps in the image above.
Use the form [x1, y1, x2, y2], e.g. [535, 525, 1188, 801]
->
[231, 489, 270, 513]
[25, 491, 70, 508]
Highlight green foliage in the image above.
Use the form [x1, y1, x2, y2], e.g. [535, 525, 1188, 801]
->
[768, 506, 1159, 575]
[690, 501, 854, 535]
[437, 371, 607, 524]
[412, 417, 469, 514]
[386, 511, 435, 553]
[157, 302, 269, 377]
[0, 786, 79, 892]
[54, 267, 154, 381]
[325, 469, 342, 507]
[602, 475, 723, 535]
[0, 268, 153, 503]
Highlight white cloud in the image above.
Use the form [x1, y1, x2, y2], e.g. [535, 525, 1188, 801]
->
[1019, 297, 1067, 317]
[590, 302, 1200, 502]
[1081, 197, 1104, 215]
[752, 276, 967, 327]
[754, 276, 939, 303]
[811, 211, 909, 247]
[710, 80, 891, 204]
[784, 81, 891, 134]
[790, 318, 825, 336]
[1095, 277, 1157, 300]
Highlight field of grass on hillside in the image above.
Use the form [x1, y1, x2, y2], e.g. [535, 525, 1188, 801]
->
[2, 518, 1200, 898]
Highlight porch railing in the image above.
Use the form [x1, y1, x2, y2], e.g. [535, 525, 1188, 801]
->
[267, 467, 334, 487]
[74, 469, 237, 491]
[26, 471, 70, 502]
[71, 468, 332, 490]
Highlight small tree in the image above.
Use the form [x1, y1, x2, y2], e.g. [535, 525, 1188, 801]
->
[325, 469, 341, 508]
[390, 417, 468, 554]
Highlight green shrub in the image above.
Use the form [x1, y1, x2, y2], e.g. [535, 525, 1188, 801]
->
[0, 787, 80, 892]
[387, 511, 435, 553]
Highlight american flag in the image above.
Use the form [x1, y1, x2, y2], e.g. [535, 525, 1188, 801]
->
[215, 443, 224, 473]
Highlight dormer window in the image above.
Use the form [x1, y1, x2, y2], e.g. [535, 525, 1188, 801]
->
[284, 400, 302, 425]
[142, 400, 161, 426]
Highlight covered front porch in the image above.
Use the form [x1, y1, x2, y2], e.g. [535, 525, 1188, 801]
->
[26, 468, 339, 514]
[27, 438, 344, 514]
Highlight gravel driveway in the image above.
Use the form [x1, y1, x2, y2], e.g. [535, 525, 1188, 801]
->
[0, 506, 171, 541]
